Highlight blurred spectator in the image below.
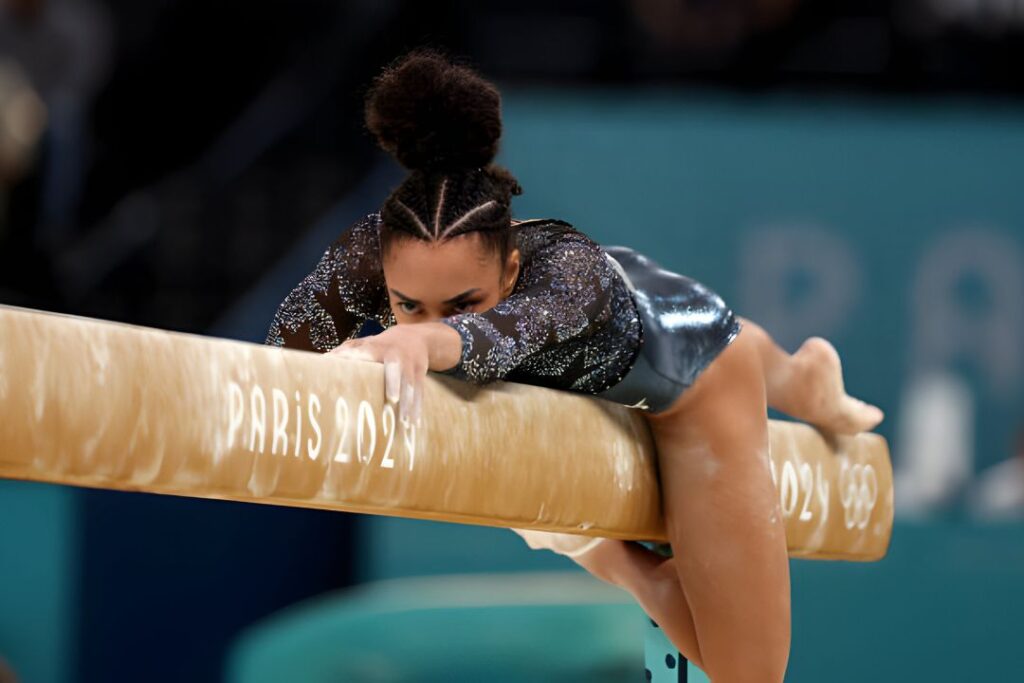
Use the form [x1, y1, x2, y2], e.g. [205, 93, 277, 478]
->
[902, 0, 1024, 35]
[0, 0, 112, 249]
[631, 0, 800, 58]
[970, 424, 1024, 519]
[0, 59, 45, 186]
[895, 372, 976, 517]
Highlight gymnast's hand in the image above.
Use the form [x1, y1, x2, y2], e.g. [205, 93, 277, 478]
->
[329, 323, 462, 424]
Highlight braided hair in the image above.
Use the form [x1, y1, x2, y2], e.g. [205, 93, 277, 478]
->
[365, 50, 522, 262]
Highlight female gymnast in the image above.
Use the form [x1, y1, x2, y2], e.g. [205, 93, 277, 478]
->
[266, 51, 883, 682]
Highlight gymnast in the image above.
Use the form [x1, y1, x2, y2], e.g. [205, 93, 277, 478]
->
[265, 51, 884, 682]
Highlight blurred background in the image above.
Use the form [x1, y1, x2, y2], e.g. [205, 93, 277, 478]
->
[1, 0, 1023, 681]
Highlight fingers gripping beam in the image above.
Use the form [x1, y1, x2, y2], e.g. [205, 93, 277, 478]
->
[0, 305, 893, 560]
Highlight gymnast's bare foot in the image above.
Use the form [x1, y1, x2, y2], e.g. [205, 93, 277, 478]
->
[785, 337, 884, 434]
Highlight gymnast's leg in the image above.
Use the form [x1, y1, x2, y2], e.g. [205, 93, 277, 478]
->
[511, 528, 703, 664]
[634, 322, 884, 680]
[527, 322, 884, 679]
[570, 537, 703, 667]
[739, 317, 884, 434]
[643, 324, 789, 682]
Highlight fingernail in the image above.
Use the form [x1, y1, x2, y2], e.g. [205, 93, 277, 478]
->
[401, 384, 415, 424]
[385, 363, 401, 403]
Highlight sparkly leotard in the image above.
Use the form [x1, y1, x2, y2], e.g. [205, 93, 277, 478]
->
[266, 213, 738, 413]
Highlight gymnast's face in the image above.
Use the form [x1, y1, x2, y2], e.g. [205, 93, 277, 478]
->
[383, 233, 520, 324]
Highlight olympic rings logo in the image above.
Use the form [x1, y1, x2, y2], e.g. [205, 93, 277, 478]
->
[769, 455, 879, 532]
[838, 461, 878, 530]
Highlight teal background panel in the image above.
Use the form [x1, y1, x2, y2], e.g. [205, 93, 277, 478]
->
[0, 481, 76, 683]
[227, 574, 642, 683]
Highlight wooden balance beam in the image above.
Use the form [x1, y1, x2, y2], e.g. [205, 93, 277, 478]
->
[0, 305, 893, 560]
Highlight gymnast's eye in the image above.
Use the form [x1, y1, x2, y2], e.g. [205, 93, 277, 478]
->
[397, 301, 420, 315]
[450, 300, 478, 314]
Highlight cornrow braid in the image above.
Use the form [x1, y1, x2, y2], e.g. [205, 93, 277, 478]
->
[380, 167, 520, 258]
[365, 50, 523, 260]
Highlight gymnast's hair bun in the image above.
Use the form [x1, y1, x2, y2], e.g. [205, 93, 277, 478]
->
[365, 50, 502, 173]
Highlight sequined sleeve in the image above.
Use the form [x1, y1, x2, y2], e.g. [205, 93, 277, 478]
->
[441, 228, 616, 384]
[265, 214, 391, 352]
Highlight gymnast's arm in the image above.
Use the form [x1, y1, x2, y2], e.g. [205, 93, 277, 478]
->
[440, 228, 615, 384]
[265, 214, 390, 352]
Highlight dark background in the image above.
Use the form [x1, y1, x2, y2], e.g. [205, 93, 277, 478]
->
[2, 1, 1022, 681]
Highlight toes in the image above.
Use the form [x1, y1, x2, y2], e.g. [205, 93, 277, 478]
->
[861, 403, 885, 431]
[830, 397, 885, 434]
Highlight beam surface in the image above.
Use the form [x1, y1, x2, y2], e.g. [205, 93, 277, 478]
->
[0, 305, 893, 560]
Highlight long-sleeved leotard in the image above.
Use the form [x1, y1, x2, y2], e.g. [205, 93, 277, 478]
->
[266, 212, 736, 559]
[265, 213, 643, 398]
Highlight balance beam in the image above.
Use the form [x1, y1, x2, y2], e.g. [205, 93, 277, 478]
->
[0, 305, 893, 560]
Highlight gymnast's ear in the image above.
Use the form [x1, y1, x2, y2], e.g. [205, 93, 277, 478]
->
[501, 248, 521, 297]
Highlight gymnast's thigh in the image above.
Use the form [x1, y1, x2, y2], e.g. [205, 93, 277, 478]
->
[645, 322, 764, 437]
[642, 324, 776, 527]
